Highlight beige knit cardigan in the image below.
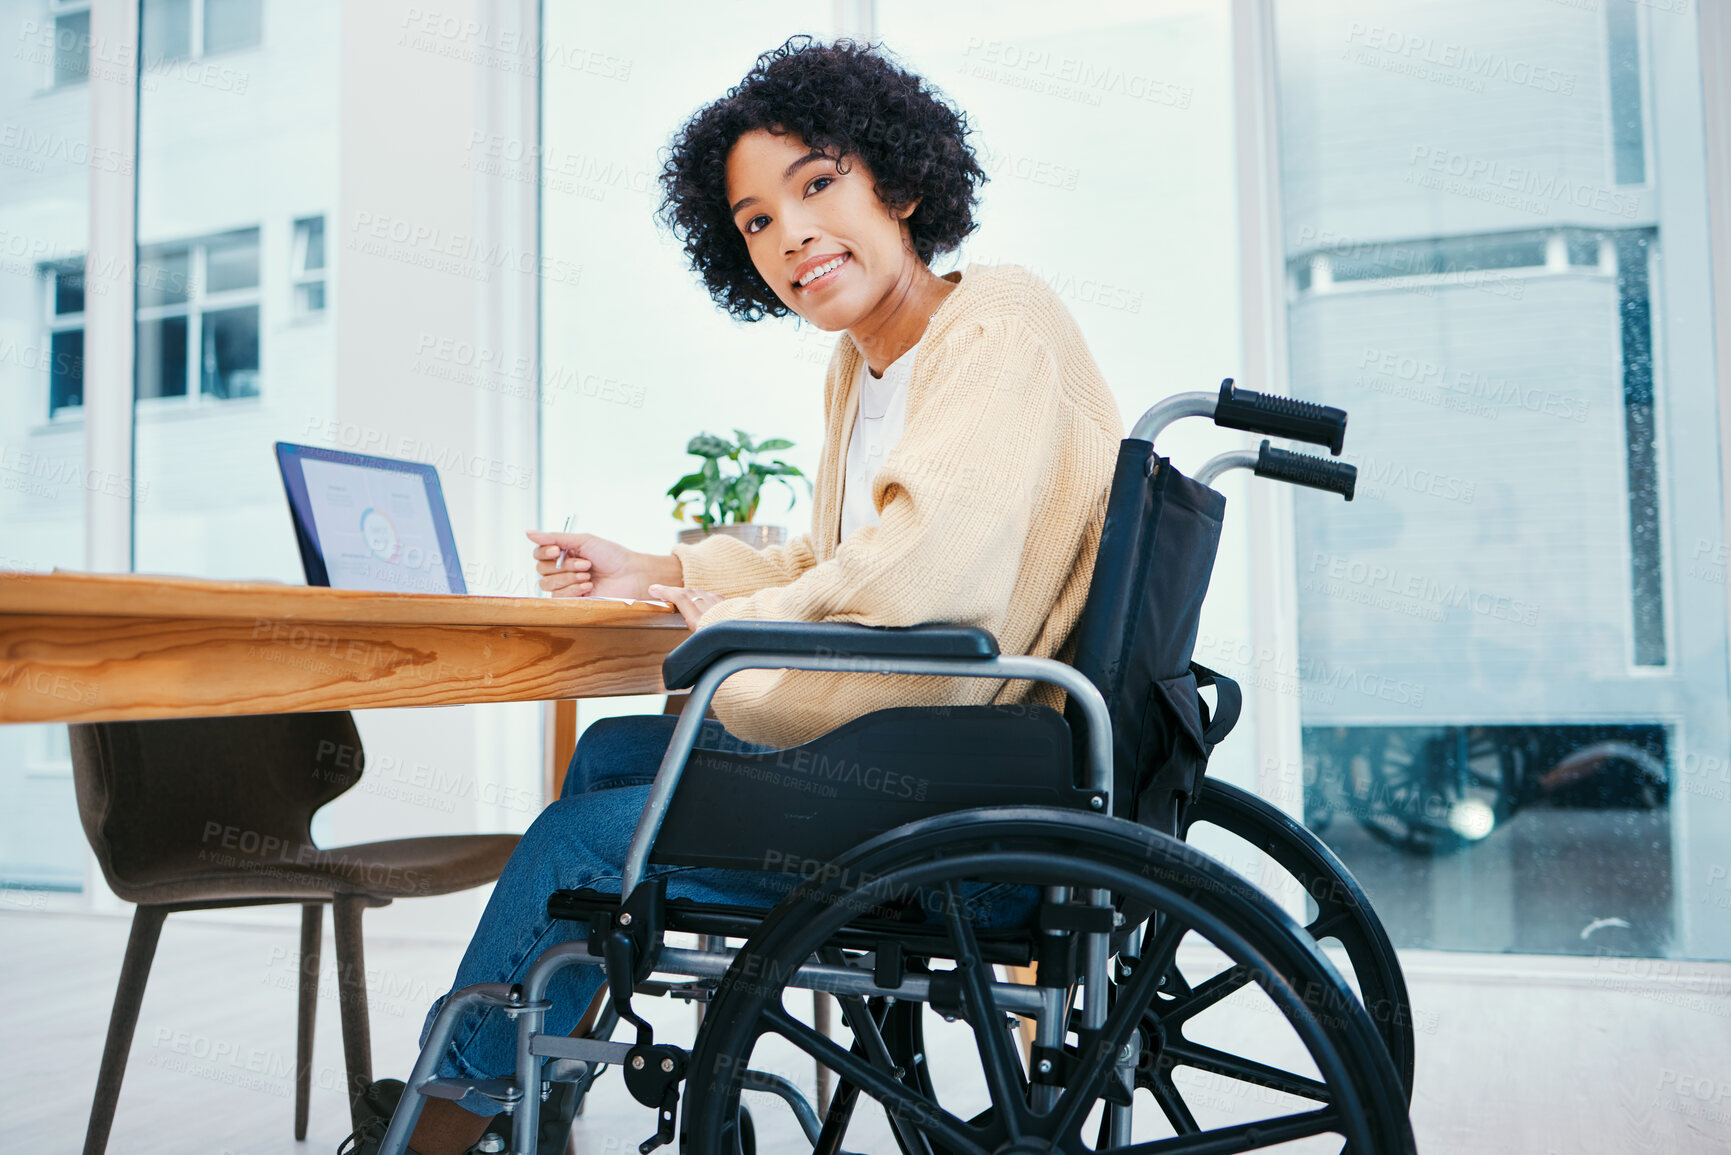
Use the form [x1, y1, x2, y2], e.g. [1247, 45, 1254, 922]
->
[670, 262, 1124, 749]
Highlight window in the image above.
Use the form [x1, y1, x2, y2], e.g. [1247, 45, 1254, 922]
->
[1273, 0, 1725, 960]
[43, 260, 86, 416]
[1289, 224, 1666, 669]
[49, 0, 91, 87]
[1606, 0, 1648, 186]
[203, 0, 262, 55]
[291, 215, 327, 315]
[135, 228, 261, 403]
[141, 0, 261, 65]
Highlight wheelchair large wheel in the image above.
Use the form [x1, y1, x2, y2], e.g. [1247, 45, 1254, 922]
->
[1318, 726, 1522, 855]
[683, 807, 1415, 1154]
[1182, 779, 1416, 1098]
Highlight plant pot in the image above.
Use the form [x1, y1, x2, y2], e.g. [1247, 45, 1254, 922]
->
[678, 524, 786, 550]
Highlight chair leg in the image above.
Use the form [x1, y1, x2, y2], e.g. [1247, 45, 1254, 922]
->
[331, 894, 374, 1129]
[1007, 964, 1039, 1058]
[814, 991, 833, 1117]
[295, 903, 324, 1141]
[83, 905, 168, 1155]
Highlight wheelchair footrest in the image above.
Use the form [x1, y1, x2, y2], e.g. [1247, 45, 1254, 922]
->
[418, 1075, 522, 1107]
[530, 1034, 635, 1065]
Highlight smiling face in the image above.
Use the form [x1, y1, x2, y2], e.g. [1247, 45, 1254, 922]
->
[725, 127, 923, 332]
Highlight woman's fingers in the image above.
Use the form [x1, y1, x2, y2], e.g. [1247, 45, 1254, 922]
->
[536, 553, 592, 576]
[647, 584, 723, 629]
[526, 529, 583, 548]
[540, 571, 593, 594]
[648, 584, 698, 628]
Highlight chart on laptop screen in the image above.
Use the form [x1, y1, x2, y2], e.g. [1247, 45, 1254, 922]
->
[298, 457, 450, 592]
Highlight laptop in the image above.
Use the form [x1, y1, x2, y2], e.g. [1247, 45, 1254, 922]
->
[275, 441, 467, 594]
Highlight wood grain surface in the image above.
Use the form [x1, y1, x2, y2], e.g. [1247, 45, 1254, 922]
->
[0, 571, 688, 724]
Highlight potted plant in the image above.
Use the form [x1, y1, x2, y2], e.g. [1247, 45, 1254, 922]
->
[669, 429, 811, 549]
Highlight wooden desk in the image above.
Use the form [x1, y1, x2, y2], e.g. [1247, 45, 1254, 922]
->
[0, 570, 686, 782]
[0, 571, 686, 724]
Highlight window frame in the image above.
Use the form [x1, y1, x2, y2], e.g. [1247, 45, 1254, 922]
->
[133, 227, 263, 409]
[43, 0, 94, 91]
[1600, 0, 1656, 190]
[40, 259, 87, 419]
[143, 0, 263, 64]
[290, 214, 328, 317]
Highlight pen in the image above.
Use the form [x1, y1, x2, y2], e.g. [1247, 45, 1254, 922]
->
[559, 515, 577, 575]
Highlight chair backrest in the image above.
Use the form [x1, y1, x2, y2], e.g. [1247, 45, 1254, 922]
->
[68, 712, 364, 901]
[1064, 440, 1228, 833]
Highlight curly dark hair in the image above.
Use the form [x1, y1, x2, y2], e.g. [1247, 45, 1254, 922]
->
[657, 35, 987, 322]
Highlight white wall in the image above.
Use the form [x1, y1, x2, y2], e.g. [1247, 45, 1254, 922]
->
[538, 1, 1270, 780]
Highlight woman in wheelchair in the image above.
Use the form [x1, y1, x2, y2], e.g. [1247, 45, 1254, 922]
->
[345, 36, 1125, 1155]
[357, 34, 1417, 1155]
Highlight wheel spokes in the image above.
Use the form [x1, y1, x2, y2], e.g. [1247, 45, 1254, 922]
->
[1163, 1039, 1332, 1103]
[939, 882, 1031, 1139]
[1304, 909, 1358, 946]
[1116, 1107, 1343, 1154]
[761, 1002, 990, 1155]
[827, 985, 936, 1155]
[1142, 914, 1187, 981]
[1156, 962, 1254, 1029]
[1147, 1072, 1201, 1135]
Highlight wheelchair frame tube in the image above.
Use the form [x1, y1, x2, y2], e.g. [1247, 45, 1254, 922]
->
[378, 982, 525, 1155]
[495, 937, 1054, 1155]
[1194, 448, 1259, 487]
[621, 651, 1117, 898]
[1129, 389, 1217, 445]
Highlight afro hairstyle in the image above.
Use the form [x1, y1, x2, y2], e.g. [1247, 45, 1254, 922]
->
[657, 35, 987, 322]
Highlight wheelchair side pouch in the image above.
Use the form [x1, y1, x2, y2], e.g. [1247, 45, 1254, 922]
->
[1132, 670, 1213, 834]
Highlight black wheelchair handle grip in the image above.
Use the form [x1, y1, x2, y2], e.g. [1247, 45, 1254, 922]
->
[1214, 379, 1348, 456]
[1254, 440, 1357, 500]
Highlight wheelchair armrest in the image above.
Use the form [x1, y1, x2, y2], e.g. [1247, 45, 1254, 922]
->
[661, 620, 1000, 691]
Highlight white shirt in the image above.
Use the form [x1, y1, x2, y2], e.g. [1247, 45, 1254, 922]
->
[840, 339, 919, 542]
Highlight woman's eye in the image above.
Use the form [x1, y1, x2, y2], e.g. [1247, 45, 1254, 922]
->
[742, 175, 831, 235]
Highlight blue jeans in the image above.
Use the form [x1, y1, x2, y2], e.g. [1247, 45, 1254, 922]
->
[419, 713, 1036, 1116]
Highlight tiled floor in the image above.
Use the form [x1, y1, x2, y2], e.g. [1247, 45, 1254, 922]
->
[4, 908, 1729, 1153]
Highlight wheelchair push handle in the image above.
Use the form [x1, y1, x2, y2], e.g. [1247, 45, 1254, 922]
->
[1193, 440, 1357, 497]
[1254, 440, 1357, 499]
[1128, 378, 1349, 456]
[1212, 379, 1348, 456]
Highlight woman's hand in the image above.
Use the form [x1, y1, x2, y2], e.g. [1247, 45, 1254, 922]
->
[648, 584, 726, 629]
[526, 530, 679, 598]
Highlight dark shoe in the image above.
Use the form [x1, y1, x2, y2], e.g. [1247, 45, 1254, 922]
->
[336, 1079, 419, 1155]
[470, 1078, 581, 1153]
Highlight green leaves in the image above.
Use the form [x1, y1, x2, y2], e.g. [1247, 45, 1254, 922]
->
[685, 433, 734, 460]
[669, 429, 813, 529]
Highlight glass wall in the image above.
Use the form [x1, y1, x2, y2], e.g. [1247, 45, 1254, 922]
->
[1270, 0, 1730, 959]
[538, 3, 858, 726]
[0, 0, 96, 890]
[0, 0, 546, 921]
[133, 0, 334, 581]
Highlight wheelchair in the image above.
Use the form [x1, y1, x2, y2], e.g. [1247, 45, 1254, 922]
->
[379, 382, 1417, 1154]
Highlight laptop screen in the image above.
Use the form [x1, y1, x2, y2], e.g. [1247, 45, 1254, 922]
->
[275, 441, 467, 594]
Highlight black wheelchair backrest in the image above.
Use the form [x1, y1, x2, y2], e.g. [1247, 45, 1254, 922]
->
[1064, 438, 1239, 833]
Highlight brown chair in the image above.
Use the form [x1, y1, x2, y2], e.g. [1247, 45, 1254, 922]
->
[69, 712, 521, 1155]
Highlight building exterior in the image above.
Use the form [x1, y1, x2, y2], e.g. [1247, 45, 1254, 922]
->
[1274, 0, 1729, 957]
